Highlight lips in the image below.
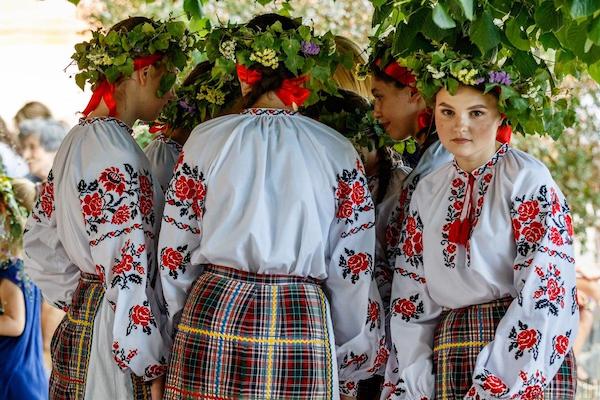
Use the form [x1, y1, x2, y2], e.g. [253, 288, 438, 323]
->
[452, 138, 472, 144]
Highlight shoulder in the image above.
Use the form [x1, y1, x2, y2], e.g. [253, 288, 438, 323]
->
[503, 147, 555, 189]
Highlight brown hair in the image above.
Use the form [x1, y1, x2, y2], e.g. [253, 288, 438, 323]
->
[11, 179, 36, 212]
[13, 102, 52, 126]
[109, 16, 156, 34]
[333, 36, 372, 99]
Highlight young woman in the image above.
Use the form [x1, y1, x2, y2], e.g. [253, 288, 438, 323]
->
[157, 14, 385, 400]
[0, 176, 46, 400]
[23, 16, 196, 400]
[144, 60, 241, 192]
[382, 79, 578, 398]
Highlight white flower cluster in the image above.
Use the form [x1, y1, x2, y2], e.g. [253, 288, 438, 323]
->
[197, 85, 226, 105]
[219, 40, 237, 61]
[426, 65, 445, 79]
[249, 49, 279, 69]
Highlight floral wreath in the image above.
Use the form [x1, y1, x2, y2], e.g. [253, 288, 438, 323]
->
[71, 17, 199, 116]
[0, 172, 28, 261]
[201, 19, 341, 107]
[156, 66, 240, 132]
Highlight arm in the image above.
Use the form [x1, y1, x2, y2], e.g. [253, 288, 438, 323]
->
[23, 171, 80, 311]
[157, 152, 206, 344]
[465, 182, 578, 398]
[381, 205, 442, 400]
[80, 163, 167, 380]
[0, 279, 26, 337]
[327, 158, 387, 397]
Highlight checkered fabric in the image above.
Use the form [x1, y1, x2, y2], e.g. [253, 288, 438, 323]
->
[164, 265, 335, 400]
[433, 296, 576, 399]
[49, 272, 150, 399]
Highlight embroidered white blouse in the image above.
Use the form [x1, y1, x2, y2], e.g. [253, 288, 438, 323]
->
[381, 144, 579, 399]
[143, 133, 183, 193]
[23, 118, 168, 384]
[158, 108, 386, 396]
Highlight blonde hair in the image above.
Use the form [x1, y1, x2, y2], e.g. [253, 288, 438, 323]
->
[333, 36, 372, 99]
[14, 102, 52, 126]
[11, 179, 36, 212]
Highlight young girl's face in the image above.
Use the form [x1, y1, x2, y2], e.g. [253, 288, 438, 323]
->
[371, 77, 416, 141]
[435, 85, 502, 171]
[138, 65, 175, 122]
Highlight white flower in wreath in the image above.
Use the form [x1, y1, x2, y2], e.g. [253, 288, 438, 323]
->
[219, 40, 237, 62]
[426, 65, 445, 79]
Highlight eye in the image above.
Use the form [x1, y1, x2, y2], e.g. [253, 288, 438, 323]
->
[440, 108, 454, 117]
[470, 110, 485, 117]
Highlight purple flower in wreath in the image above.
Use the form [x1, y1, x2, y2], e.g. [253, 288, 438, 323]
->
[178, 99, 196, 114]
[301, 41, 320, 56]
[488, 71, 512, 86]
[474, 77, 486, 85]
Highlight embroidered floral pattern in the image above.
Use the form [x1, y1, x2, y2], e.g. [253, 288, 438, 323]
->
[385, 176, 418, 266]
[340, 351, 368, 370]
[473, 370, 509, 397]
[367, 337, 389, 373]
[366, 298, 381, 330]
[339, 249, 372, 283]
[110, 239, 145, 289]
[508, 320, 541, 360]
[531, 263, 566, 316]
[144, 357, 167, 379]
[334, 163, 374, 228]
[79, 117, 133, 135]
[126, 300, 157, 335]
[241, 108, 299, 116]
[550, 330, 571, 365]
[160, 245, 191, 279]
[395, 267, 426, 284]
[382, 379, 407, 398]
[398, 211, 424, 269]
[391, 293, 424, 322]
[509, 370, 547, 399]
[112, 341, 139, 370]
[164, 156, 207, 226]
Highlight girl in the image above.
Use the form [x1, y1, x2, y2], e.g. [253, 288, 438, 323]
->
[145, 60, 240, 192]
[382, 53, 578, 399]
[157, 14, 385, 400]
[23, 16, 196, 399]
[1, 176, 47, 400]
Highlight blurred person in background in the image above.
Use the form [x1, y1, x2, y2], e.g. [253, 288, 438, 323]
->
[0, 116, 29, 179]
[13, 102, 52, 129]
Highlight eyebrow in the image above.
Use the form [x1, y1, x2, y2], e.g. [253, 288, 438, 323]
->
[438, 102, 488, 110]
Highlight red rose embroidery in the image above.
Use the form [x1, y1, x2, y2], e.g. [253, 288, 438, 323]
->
[482, 375, 507, 395]
[336, 181, 352, 198]
[547, 278, 562, 301]
[446, 244, 457, 254]
[549, 227, 564, 246]
[111, 204, 130, 225]
[522, 385, 543, 400]
[518, 200, 540, 222]
[402, 239, 414, 257]
[145, 364, 166, 378]
[483, 173, 492, 183]
[406, 216, 417, 235]
[368, 301, 379, 322]
[347, 253, 370, 275]
[394, 299, 416, 318]
[82, 192, 103, 217]
[41, 195, 54, 218]
[351, 181, 365, 204]
[139, 175, 153, 198]
[113, 254, 133, 274]
[516, 329, 538, 350]
[175, 176, 196, 200]
[453, 201, 464, 211]
[413, 232, 423, 254]
[196, 181, 206, 202]
[565, 214, 574, 236]
[555, 335, 569, 355]
[99, 167, 126, 195]
[337, 200, 353, 219]
[523, 221, 545, 243]
[512, 219, 521, 240]
[131, 305, 151, 326]
[467, 387, 477, 397]
[452, 178, 463, 188]
[162, 248, 183, 272]
[140, 196, 153, 216]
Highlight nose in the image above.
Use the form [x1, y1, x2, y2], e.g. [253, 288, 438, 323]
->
[454, 113, 469, 134]
[373, 102, 382, 119]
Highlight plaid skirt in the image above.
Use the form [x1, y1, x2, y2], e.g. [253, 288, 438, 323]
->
[433, 296, 576, 399]
[164, 265, 335, 400]
[49, 272, 150, 399]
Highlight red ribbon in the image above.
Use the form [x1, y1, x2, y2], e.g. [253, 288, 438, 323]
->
[82, 54, 164, 117]
[496, 114, 512, 144]
[236, 64, 263, 85]
[448, 174, 476, 247]
[417, 108, 433, 131]
[375, 58, 416, 87]
[149, 123, 169, 134]
[275, 76, 311, 107]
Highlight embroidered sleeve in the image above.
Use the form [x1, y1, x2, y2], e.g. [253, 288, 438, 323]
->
[157, 151, 207, 346]
[382, 198, 441, 400]
[23, 170, 80, 312]
[80, 164, 167, 380]
[466, 183, 578, 399]
[328, 158, 386, 396]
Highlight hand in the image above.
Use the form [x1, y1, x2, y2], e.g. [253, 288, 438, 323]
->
[151, 375, 165, 400]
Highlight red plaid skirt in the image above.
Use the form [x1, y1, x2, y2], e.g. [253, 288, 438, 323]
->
[49, 272, 149, 399]
[164, 265, 335, 400]
[433, 297, 576, 399]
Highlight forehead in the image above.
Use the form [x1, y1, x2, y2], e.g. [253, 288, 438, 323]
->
[436, 86, 498, 108]
[371, 77, 408, 95]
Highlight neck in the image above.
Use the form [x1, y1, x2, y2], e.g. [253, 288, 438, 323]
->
[86, 97, 137, 128]
[455, 142, 502, 173]
[168, 127, 190, 146]
[251, 91, 295, 111]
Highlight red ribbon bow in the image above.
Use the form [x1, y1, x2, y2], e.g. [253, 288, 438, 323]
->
[149, 123, 169, 134]
[496, 114, 512, 144]
[375, 58, 416, 87]
[236, 64, 263, 85]
[275, 76, 311, 107]
[82, 54, 163, 117]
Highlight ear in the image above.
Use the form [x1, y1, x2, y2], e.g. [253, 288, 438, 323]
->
[136, 65, 153, 86]
[408, 88, 423, 104]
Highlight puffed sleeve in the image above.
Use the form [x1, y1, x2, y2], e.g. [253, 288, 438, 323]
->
[157, 150, 206, 346]
[143, 135, 181, 193]
[465, 178, 578, 398]
[79, 161, 167, 380]
[381, 192, 442, 400]
[24, 170, 80, 311]
[327, 157, 387, 397]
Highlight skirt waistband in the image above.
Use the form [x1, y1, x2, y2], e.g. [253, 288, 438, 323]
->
[205, 264, 323, 285]
[80, 272, 102, 283]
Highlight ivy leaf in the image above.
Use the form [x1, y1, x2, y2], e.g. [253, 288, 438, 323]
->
[68, 0, 80, 5]
[158, 73, 177, 97]
[283, 54, 304, 75]
[540, 32, 561, 50]
[589, 60, 600, 83]
[105, 30, 120, 46]
[432, 3, 456, 29]
[512, 51, 539, 77]
[183, 0, 203, 20]
[506, 19, 531, 51]
[75, 72, 88, 90]
[104, 66, 120, 83]
[470, 10, 501, 54]
[567, 0, 600, 18]
[113, 54, 128, 66]
[281, 37, 301, 58]
[589, 16, 600, 45]
[166, 21, 186, 38]
[534, 1, 563, 33]
[457, 0, 474, 21]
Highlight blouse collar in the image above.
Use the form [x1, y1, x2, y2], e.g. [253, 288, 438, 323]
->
[78, 117, 134, 136]
[452, 143, 510, 177]
[242, 108, 299, 116]
[155, 133, 183, 153]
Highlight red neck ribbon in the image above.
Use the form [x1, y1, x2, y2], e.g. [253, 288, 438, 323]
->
[496, 114, 512, 144]
[375, 58, 416, 87]
[448, 174, 476, 247]
[149, 123, 169, 134]
[236, 64, 263, 85]
[82, 54, 163, 117]
[275, 76, 311, 107]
